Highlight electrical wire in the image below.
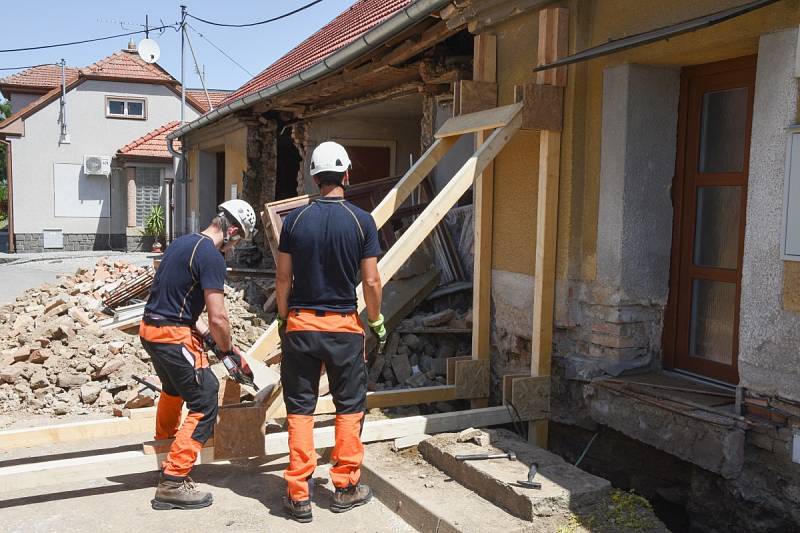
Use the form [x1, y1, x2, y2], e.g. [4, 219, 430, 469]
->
[0, 63, 56, 71]
[0, 24, 178, 53]
[187, 0, 324, 27]
[186, 24, 255, 77]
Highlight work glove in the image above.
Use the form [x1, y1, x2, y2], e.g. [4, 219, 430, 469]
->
[221, 346, 256, 389]
[202, 331, 216, 351]
[368, 314, 387, 354]
[276, 315, 286, 330]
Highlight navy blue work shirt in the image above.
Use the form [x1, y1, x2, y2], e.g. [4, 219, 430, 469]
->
[278, 197, 382, 313]
[145, 233, 226, 324]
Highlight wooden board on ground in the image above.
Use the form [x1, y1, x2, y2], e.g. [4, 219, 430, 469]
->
[0, 415, 155, 450]
[1, 407, 513, 493]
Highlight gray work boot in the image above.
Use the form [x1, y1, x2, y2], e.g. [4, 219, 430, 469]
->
[331, 484, 372, 513]
[284, 497, 313, 523]
[151, 475, 213, 510]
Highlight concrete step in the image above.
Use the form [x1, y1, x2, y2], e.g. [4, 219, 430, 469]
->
[418, 429, 612, 521]
[362, 441, 552, 533]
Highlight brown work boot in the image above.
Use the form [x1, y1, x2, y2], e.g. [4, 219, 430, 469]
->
[284, 497, 313, 523]
[331, 484, 372, 513]
[151, 475, 213, 510]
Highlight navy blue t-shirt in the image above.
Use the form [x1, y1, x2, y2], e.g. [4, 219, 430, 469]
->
[278, 197, 382, 313]
[145, 233, 226, 324]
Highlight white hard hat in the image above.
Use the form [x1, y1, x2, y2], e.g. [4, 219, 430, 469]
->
[218, 199, 256, 240]
[310, 141, 351, 175]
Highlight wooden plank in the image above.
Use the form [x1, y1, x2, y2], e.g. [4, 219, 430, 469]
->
[435, 102, 522, 139]
[0, 415, 154, 450]
[1, 407, 513, 493]
[529, 6, 569, 448]
[471, 33, 497, 411]
[454, 359, 490, 399]
[395, 327, 472, 335]
[143, 438, 214, 456]
[447, 356, 472, 385]
[514, 83, 564, 131]
[214, 403, 268, 460]
[370, 137, 457, 229]
[454, 80, 498, 116]
[502, 373, 529, 405]
[509, 376, 550, 420]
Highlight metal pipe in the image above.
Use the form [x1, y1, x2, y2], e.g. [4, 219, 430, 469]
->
[166, 0, 453, 142]
[0, 138, 14, 252]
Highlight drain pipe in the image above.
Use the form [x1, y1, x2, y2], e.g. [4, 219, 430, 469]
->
[0, 138, 14, 252]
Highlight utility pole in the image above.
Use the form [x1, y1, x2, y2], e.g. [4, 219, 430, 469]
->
[180, 5, 187, 124]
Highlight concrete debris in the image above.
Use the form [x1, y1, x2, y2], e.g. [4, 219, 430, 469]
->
[0, 258, 270, 418]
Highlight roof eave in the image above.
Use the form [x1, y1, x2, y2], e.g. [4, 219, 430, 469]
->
[167, 0, 454, 142]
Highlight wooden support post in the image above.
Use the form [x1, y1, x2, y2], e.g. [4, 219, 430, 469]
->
[529, 6, 569, 448]
[471, 33, 497, 410]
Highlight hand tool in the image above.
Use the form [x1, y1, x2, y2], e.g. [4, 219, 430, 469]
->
[132, 374, 162, 393]
[515, 463, 541, 489]
[455, 451, 517, 461]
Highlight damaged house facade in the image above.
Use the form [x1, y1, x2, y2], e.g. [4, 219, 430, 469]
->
[171, 0, 800, 530]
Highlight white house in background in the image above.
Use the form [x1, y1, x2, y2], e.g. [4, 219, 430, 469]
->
[0, 44, 231, 252]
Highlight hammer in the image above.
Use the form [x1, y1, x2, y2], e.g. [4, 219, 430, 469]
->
[455, 451, 517, 461]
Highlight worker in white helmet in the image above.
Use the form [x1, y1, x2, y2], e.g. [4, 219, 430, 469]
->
[140, 199, 257, 510]
[277, 141, 385, 522]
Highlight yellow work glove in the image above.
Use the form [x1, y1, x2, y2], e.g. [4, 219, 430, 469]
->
[368, 314, 387, 353]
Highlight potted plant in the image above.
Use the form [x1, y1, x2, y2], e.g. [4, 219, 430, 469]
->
[144, 205, 165, 253]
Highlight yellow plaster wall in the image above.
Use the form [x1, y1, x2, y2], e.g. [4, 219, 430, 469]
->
[491, 11, 540, 275]
[186, 146, 200, 225]
[223, 128, 247, 201]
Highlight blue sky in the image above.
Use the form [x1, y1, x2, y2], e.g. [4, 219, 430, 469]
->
[1, 0, 356, 95]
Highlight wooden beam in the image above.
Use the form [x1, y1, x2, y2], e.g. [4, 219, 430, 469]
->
[1, 407, 513, 493]
[529, 6, 569, 448]
[0, 414, 155, 450]
[435, 102, 522, 138]
[470, 34, 497, 411]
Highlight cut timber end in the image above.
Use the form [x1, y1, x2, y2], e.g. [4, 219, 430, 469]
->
[435, 101, 523, 138]
[454, 359, 490, 399]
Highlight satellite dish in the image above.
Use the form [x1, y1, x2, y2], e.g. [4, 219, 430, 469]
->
[138, 38, 161, 63]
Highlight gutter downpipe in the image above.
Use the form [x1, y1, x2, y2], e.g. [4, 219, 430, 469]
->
[166, 0, 453, 143]
[1, 138, 14, 253]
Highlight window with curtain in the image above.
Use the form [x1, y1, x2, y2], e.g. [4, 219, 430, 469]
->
[135, 167, 162, 226]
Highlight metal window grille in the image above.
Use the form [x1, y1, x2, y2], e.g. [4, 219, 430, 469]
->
[135, 167, 162, 226]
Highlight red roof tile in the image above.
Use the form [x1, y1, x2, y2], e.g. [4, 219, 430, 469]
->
[221, 0, 412, 105]
[0, 64, 81, 91]
[186, 89, 234, 112]
[117, 121, 180, 160]
[81, 50, 174, 82]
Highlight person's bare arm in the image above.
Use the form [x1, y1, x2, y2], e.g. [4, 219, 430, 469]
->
[276, 251, 293, 320]
[361, 256, 382, 321]
[204, 289, 233, 352]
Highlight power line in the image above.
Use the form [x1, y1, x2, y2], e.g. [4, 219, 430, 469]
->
[187, 0, 324, 28]
[0, 63, 56, 71]
[186, 24, 254, 77]
[0, 24, 178, 53]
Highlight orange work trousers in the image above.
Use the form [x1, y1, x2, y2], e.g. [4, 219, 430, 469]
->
[140, 320, 218, 479]
[280, 310, 367, 502]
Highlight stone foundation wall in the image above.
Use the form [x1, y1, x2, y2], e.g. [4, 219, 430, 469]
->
[15, 233, 126, 253]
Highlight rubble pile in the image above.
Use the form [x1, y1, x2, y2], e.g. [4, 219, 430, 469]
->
[368, 307, 472, 394]
[0, 259, 268, 418]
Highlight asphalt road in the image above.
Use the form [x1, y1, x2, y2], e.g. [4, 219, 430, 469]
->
[0, 251, 153, 305]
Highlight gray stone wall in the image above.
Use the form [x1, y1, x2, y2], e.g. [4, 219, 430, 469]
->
[15, 233, 125, 253]
[739, 28, 800, 402]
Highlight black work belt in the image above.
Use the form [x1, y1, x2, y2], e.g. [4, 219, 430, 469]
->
[143, 313, 194, 328]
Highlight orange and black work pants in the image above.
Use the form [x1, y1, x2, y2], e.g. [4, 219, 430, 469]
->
[281, 309, 367, 502]
[139, 320, 219, 480]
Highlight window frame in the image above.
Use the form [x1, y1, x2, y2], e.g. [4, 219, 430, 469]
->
[134, 166, 164, 227]
[105, 96, 147, 120]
